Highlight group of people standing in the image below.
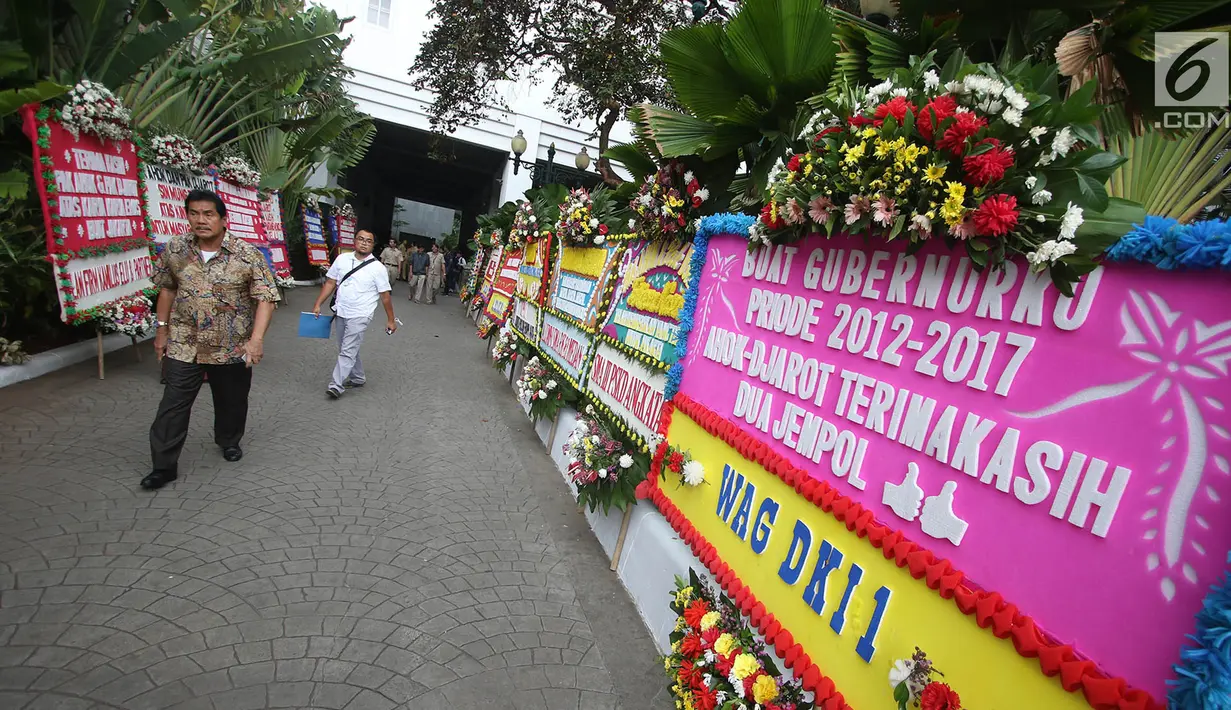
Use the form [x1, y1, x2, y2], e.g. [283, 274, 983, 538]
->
[141, 188, 469, 491]
[378, 241, 466, 304]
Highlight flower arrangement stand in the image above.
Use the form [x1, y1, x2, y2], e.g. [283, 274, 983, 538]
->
[96, 328, 105, 380]
[609, 505, 634, 572]
[131, 335, 142, 362]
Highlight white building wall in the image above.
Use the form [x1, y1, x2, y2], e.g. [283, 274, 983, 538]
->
[319, 0, 633, 203]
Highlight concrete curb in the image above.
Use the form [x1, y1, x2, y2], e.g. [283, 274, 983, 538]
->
[0, 332, 153, 389]
[291, 277, 325, 287]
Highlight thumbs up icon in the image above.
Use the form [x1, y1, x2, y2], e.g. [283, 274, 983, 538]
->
[882, 462, 925, 523]
[920, 480, 969, 546]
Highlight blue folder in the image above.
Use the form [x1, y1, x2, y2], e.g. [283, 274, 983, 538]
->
[298, 312, 333, 339]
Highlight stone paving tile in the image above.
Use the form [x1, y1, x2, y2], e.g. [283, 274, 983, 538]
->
[0, 290, 671, 709]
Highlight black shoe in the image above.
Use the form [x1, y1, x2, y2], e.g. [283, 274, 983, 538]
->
[343, 379, 365, 389]
[327, 387, 342, 399]
[222, 446, 243, 462]
[141, 470, 177, 490]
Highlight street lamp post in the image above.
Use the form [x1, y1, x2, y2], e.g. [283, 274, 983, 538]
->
[509, 129, 534, 175]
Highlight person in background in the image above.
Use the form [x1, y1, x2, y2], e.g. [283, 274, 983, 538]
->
[144, 189, 280, 491]
[427, 243, 446, 304]
[408, 245, 430, 303]
[398, 241, 411, 281]
[311, 229, 397, 399]
[380, 239, 403, 283]
[443, 250, 462, 296]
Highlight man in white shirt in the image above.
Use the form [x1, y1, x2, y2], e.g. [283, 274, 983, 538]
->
[310, 230, 398, 398]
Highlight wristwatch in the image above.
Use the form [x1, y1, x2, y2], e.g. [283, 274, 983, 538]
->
[156, 320, 170, 328]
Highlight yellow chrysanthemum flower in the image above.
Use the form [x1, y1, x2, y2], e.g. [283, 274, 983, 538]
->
[732, 653, 760, 680]
[675, 586, 693, 605]
[664, 656, 673, 671]
[861, 127, 878, 139]
[874, 139, 893, 158]
[945, 180, 966, 201]
[699, 611, 722, 631]
[713, 633, 736, 657]
[752, 675, 779, 705]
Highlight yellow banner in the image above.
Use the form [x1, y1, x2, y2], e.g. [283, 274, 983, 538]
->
[658, 407, 1086, 710]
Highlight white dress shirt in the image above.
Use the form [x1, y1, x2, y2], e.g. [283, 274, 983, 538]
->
[326, 252, 391, 319]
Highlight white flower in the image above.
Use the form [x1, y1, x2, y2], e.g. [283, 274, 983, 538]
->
[944, 79, 966, 94]
[546, 380, 557, 390]
[682, 460, 706, 486]
[1026, 239, 1078, 267]
[867, 79, 894, 99]
[538, 390, 548, 400]
[1029, 126, 1048, 143]
[574, 421, 589, 434]
[589, 218, 599, 228]
[637, 193, 653, 206]
[684, 170, 695, 184]
[1036, 213, 1047, 223]
[1059, 202, 1084, 240]
[923, 70, 940, 91]
[590, 435, 600, 444]
[627, 218, 636, 230]
[1002, 107, 1023, 127]
[1036, 152, 1055, 167]
[891, 87, 910, 98]
[888, 659, 914, 689]
[1004, 87, 1029, 111]
[695, 187, 710, 202]
[619, 454, 633, 469]
[593, 235, 605, 245]
[586, 404, 595, 415]
[1031, 189, 1052, 205]
[598, 469, 608, 479]
[1024, 176, 1037, 190]
[1051, 127, 1076, 157]
[910, 213, 932, 234]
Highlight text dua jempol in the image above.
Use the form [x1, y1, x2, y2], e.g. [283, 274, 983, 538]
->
[700, 243, 1127, 541]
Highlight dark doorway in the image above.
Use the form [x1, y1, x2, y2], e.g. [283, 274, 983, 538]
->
[341, 120, 506, 256]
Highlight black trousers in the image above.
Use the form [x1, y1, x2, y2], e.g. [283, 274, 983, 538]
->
[150, 358, 252, 472]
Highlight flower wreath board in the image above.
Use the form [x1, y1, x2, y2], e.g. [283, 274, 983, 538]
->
[510, 297, 543, 347]
[539, 309, 595, 391]
[599, 237, 694, 368]
[259, 191, 291, 278]
[479, 243, 504, 305]
[585, 340, 667, 448]
[546, 242, 623, 331]
[332, 212, 357, 253]
[483, 247, 521, 326]
[516, 234, 553, 304]
[142, 163, 212, 248]
[642, 217, 1231, 709]
[302, 205, 329, 266]
[211, 171, 267, 245]
[21, 105, 154, 323]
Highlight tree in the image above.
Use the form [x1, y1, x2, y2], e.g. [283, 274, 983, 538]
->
[409, 0, 692, 185]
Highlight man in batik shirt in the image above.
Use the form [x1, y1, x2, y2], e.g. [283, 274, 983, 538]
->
[143, 189, 280, 490]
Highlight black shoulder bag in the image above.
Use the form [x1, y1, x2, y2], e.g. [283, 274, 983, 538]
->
[329, 257, 378, 317]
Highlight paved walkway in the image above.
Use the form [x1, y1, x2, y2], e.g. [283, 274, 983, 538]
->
[0, 287, 670, 710]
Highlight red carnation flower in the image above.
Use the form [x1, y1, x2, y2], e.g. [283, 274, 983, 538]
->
[873, 96, 916, 126]
[680, 632, 704, 657]
[786, 154, 802, 173]
[742, 671, 764, 700]
[714, 651, 736, 675]
[683, 599, 710, 629]
[686, 179, 699, 196]
[919, 681, 962, 710]
[693, 687, 718, 710]
[668, 451, 685, 472]
[701, 628, 722, 647]
[917, 95, 957, 141]
[678, 660, 698, 686]
[963, 138, 1014, 186]
[936, 111, 987, 155]
[972, 194, 1019, 237]
[759, 203, 785, 230]
[848, 114, 874, 129]
[692, 195, 704, 208]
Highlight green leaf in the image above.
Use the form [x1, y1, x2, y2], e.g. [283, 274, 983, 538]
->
[0, 169, 30, 200]
[660, 23, 751, 121]
[1075, 197, 1148, 252]
[0, 80, 70, 117]
[720, 0, 838, 103]
[894, 682, 910, 706]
